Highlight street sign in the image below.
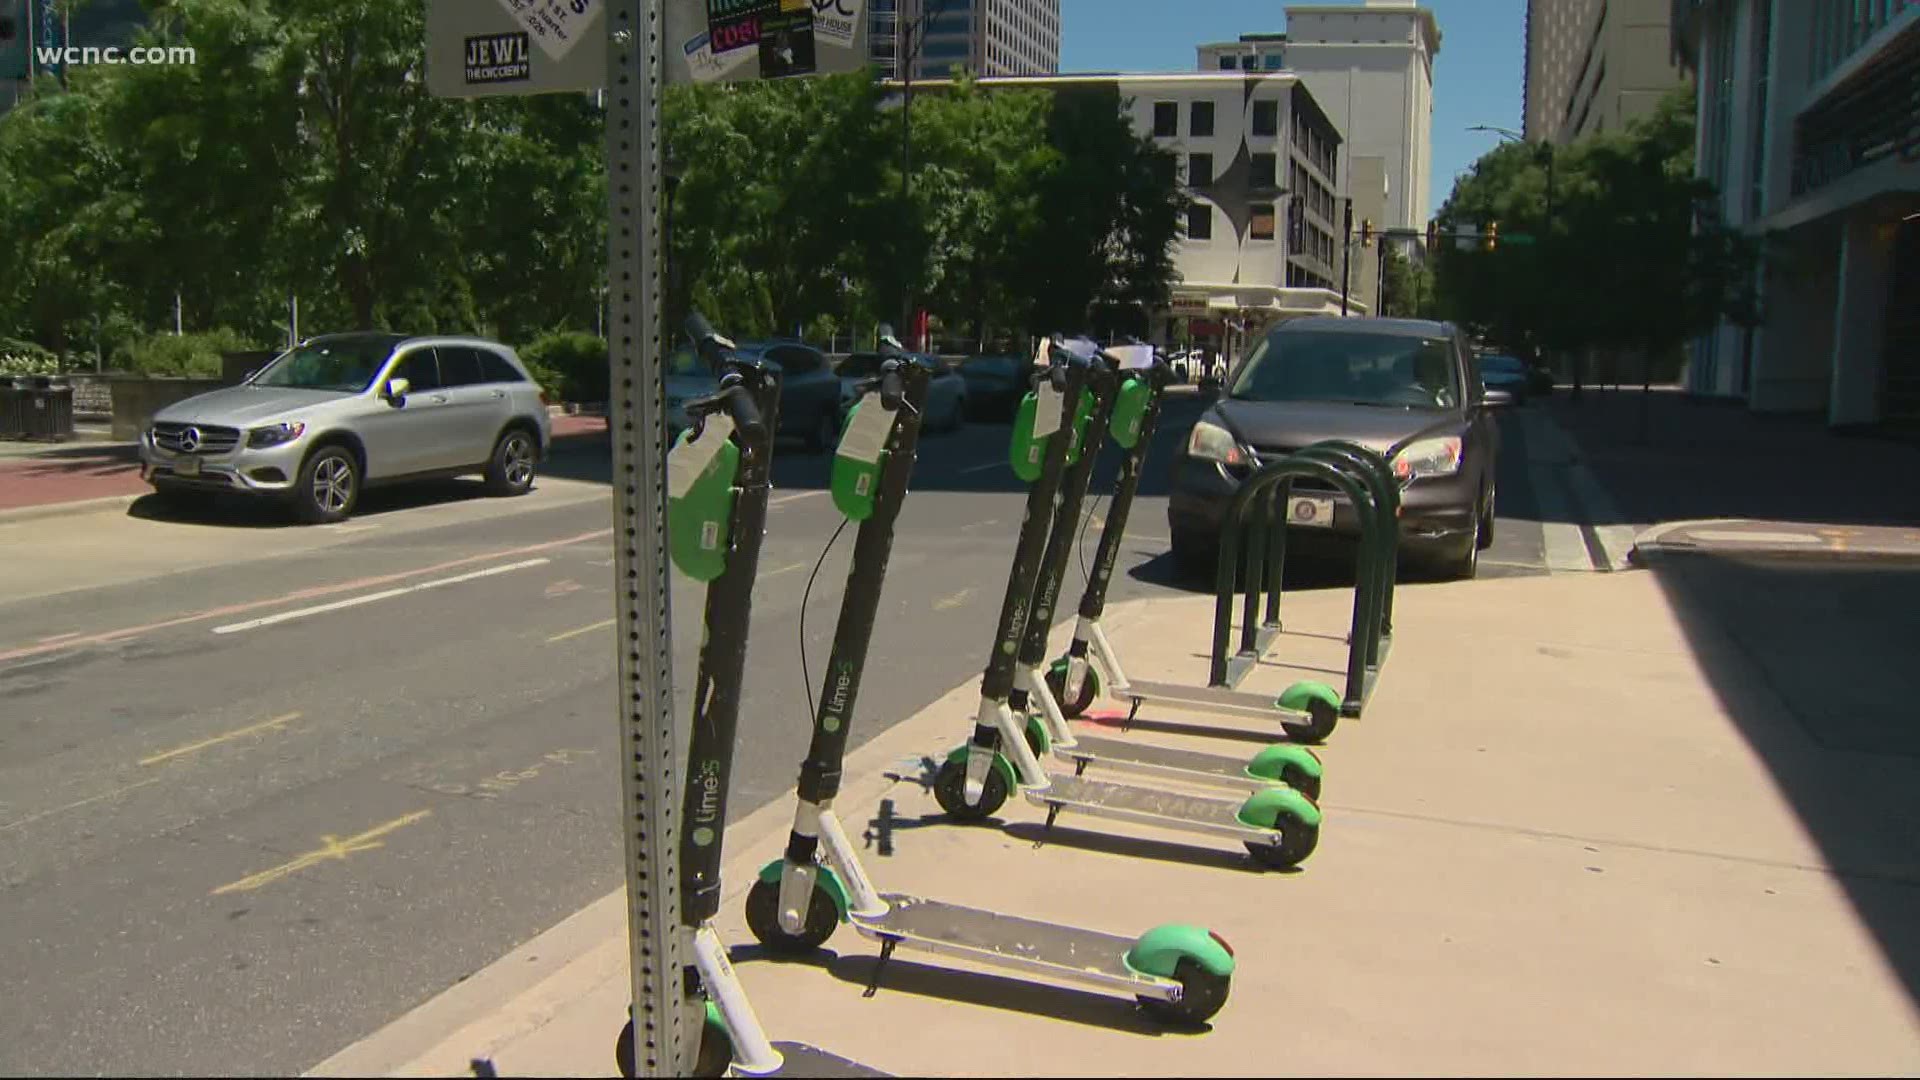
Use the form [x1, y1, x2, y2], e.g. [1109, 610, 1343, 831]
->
[426, 0, 871, 98]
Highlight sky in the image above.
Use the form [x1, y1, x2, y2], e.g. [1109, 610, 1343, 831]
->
[1059, 0, 1527, 221]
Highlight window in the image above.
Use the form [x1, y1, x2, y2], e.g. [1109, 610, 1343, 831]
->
[1187, 152, 1213, 185]
[1231, 330, 1460, 410]
[394, 349, 444, 392]
[1187, 201, 1213, 241]
[1152, 101, 1177, 137]
[1250, 153, 1277, 190]
[253, 338, 396, 393]
[440, 346, 492, 386]
[1251, 100, 1278, 137]
[1219, 55, 1238, 70]
[1151, 152, 1177, 186]
[1190, 100, 1215, 138]
[1250, 203, 1276, 241]
[1262, 53, 1284, 70]
[479, 349, 528, 383]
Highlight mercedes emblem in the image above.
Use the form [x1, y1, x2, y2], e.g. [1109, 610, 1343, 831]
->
[179, 426, 202, 452]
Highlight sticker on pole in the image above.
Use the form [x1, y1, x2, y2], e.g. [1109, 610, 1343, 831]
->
[495, 0, 600, 61]
[836, 396, 894, 466]
[1031, 383, 1065, 440]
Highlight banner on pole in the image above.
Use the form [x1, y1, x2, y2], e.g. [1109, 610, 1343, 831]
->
[426, 0, 869, 98]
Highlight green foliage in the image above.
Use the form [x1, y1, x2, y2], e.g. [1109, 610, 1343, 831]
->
[0, 337, 61, 375]
[1432, 84, 1761, 363]
[520, 331, 608, 404]
[115, 328, 260, 377]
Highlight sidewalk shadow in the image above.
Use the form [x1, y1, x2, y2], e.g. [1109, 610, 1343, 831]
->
[998, 821, 1279, 876]
[820, 953, 1209, 1037]
[1651, 553, 1920, 1009]
[1077, 713, 1287, 747]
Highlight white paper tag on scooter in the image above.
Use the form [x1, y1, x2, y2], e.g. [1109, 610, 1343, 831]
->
[1031, 382, 1065, 439]
[666, 414, 734, 500]
[1110, 343, 1155, 370]
[1031, 336, 1049, 371]
[836, 398, 894, 466]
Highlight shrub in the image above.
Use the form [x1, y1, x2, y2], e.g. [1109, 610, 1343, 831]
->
[0, 337, 59, 376]
[520, 331, 608, 405]
[118, 328, 262, 377]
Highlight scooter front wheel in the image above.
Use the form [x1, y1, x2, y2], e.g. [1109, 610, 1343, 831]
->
[1245, 817, 1320, 869]
[1045, 658, 1100, 718]
[933, 756, 1009, 819]
[1138, 957, 1232, 1026]
[744, 875, 840, 953]
[1279, 695, 1340, 744]
[615, 1008, 733, 1078]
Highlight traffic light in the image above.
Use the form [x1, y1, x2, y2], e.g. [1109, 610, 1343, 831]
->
[1485, 220, 1499, 252]
[1360, 219, 1374, 248]
[1426, 219, 1439, 250]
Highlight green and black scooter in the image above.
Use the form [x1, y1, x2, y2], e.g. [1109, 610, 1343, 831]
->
[1032, 345, 1329, 799]
[744, 334, 1239, 1025]
[933, 338, 1322, 870]
[614, 314, 881, 1079]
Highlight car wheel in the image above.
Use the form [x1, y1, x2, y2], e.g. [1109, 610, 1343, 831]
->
[294, 445, 360, 524]
[1441, 494, 1484, 580]
[1477, 482, 1496, 549]
[485, 427, 539, 496]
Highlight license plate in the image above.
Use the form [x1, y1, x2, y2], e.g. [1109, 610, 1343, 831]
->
[174, 457, 200, 477]
[1287, 495, 1334, 528]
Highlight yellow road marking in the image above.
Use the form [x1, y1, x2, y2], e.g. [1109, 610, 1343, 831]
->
[548, 618, 616, 643]
[0, 777, 163, 833]
[211, 810, 432, 896]
[140, 712, 301, 767]
[934, 588, 974, 611]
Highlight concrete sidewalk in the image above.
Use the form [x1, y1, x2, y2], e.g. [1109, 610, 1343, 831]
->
[312, 574, 1920, 1077]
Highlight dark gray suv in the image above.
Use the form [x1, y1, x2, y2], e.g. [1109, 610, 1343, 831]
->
[1168, 317, 1509, 579]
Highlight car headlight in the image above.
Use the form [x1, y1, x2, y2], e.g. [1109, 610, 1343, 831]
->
[1187, 419, 1249, 467]
[1392, 436, 1463, 481]
[246, 421, 307, 449]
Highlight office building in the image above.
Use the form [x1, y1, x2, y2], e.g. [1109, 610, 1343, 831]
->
[1674, 0, 1919, 430]
[1523, 0, 1688, 144]
[914, 71, 1352, 352]
[868, 0, 1060, 80]
[1197, 1, 1440, 238]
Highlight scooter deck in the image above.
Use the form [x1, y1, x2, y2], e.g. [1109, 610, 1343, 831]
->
[1055, 732, 1266, 791]
[764, 1043, 893, 1077]
[1031, 774, 1281, 842]
[1116, 678, 1306, 724]
[853, 892, 1155, 990]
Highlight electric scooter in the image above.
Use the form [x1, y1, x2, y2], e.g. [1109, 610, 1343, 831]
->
[932, 339, 1321, 870]
[614, 314, 880, 1079]
[1030, 347, 1328, 799]
[743, 335, 1237, 1025]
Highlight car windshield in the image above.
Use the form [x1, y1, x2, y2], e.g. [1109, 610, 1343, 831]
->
[967, 356, 1017, 375]
[1481, 355, 1526, 375]
[1231, 330, 1459, 410]
[251, 340, 393, 392]
[838, 353, 886, 378]
[666, 346, 709, 378]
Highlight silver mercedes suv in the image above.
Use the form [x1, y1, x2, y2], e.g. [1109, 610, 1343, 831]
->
[140, 333, 554, 523]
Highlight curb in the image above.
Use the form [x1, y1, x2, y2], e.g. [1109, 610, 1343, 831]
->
[1629, 518, 1920, 566]
[0, 492, 142, 525]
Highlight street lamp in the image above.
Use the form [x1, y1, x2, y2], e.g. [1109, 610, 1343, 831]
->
[1468, 123, 1574, 399]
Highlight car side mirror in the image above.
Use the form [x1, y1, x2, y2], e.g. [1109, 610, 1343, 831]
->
[1480, 388, 1515, 409]
[384, 377, 411, 403]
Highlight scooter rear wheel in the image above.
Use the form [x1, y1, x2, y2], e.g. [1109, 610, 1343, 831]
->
[1280, 696, 1340, 744]
[933, 756, 1009, 819]
[744, 875, 840, 953]
[1137, 956, 1232, 1026]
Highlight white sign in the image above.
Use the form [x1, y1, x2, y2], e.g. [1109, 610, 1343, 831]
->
[496, 0, 601, 61]
[1108, 344, 1154, 370]
[810, 0, 864, 48]
[680, 28, 756, 82]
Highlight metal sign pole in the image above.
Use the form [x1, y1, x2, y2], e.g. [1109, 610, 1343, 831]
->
[605, 2, 696, 1075]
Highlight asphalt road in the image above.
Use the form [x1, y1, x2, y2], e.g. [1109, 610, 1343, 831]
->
[0, 392, 1562, 1076]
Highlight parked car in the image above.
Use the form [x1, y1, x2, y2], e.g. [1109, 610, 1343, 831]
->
[664, 338, 842, 452]
[1478, 353, 1552, 403]
[835, 351, 967, 432]
[1168, 316, 1509, 580]
[955, 353, 1029, 421]
[138, 333, 552, 524]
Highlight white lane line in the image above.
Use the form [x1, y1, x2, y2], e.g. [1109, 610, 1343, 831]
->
[211, 559, 551, 635]
[0, 777, 163, 833]
[1530, 464, 1595, 574]
[770, 491, 827, 507]
[958, 461, 1003, 475]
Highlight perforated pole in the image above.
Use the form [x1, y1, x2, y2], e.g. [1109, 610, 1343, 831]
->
[605, 2, 698, 1075]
